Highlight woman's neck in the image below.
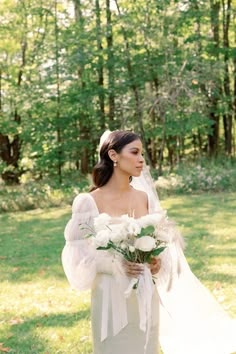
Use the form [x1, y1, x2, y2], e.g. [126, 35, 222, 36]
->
[103, 172, 131, 193]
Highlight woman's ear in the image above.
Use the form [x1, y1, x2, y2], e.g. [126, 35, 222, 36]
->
[108, 149, 118, 163]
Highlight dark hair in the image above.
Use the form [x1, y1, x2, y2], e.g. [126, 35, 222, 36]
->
[91, 130, 140, 189]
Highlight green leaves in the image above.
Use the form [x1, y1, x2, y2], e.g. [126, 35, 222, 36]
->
[1, 0, 234, 185]
[139, 225, 155, 237]
[151, 247, 166, 257]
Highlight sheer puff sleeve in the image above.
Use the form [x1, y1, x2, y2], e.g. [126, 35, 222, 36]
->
[62, 193, 124, 291]
[61, 193, 100, 291]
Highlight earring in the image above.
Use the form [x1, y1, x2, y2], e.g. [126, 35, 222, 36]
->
[114, 161, 117, 167]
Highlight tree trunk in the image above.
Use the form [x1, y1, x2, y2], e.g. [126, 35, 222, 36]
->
[106, 0, 115, 126]
[166, 136, 177, 170]
[0, 37, 27, 183]
[114, 0, 153, 168]
[207, 0, 220, 157]
[73, 0, 90, 174]
[95, 0, 105, 130]
[233, 12, 236, 156]
[54, 0, 62, 184]
[222, 0, 232, 155]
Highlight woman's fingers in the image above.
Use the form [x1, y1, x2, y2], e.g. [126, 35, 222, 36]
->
[123, 258, 161, 277]
[123, 260, 144, 278]
[149, 257, 161, 275]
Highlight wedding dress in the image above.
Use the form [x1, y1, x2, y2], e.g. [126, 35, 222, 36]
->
[62, 192, 160, 354]
[62, 190, 236, 354]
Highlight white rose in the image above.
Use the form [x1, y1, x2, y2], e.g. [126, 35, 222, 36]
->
[94, 229, 110, 247]
[120, 214, 131, 223]
[126, 221, 141, 236]
[134, 236, 156, 252]
[109, 224, 126, 243]
[120, 242, 127, 250]
[94, 213, 111, 232]
[138, 211, 166, 228]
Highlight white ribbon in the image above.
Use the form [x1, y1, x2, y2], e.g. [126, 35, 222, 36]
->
[124, 265, 154, 353]
[100, 275, 128, 342]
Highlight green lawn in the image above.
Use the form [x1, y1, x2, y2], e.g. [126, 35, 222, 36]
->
[0, 193, 235, 353]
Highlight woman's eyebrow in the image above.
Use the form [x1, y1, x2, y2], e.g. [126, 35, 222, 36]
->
[129, 147, 142, 152]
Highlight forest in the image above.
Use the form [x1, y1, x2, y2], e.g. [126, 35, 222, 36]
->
[0, 0, 235, 185]
[1, 3, 236, 352]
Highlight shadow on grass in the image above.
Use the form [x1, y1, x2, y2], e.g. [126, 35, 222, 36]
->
[1, 193, 236, 288]
[1, 310, 90, 354]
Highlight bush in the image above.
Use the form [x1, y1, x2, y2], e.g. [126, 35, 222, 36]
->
[1, 159, 236, 213]
[155, 159, 236, 196]
[0, 173, 90, 213]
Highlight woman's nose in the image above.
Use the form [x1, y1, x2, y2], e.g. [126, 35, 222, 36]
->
[139, 154, 144, 162]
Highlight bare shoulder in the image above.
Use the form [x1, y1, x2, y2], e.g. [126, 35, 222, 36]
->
[90, 188, 104, 203]
[132, 189, 148, 207]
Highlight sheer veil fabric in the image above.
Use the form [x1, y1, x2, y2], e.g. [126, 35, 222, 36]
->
[130, 135, 236, 354]
[62, 130, 236, 354]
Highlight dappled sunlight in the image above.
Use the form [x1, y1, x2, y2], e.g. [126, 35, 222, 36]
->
[1, 206, 71, 223]
[1, 194, 235, 351]
[0, 278, 92, 352]
[161, 193, 236, 318]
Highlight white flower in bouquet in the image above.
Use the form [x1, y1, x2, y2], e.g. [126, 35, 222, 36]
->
[94, 213, 111, 232]
[129, 245, 135, 253]
[109, 224, 127, 243]
[138, 211, 166, 229]
[120, 214, 132, 223]
[126, 220, 141, 236]
[121, 242, 127, 250]
[121, 215, 141, 236]
[94, 229, 110, 247]
[134, 236, 156, 252]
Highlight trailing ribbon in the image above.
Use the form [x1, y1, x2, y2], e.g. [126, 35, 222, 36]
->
[124, 265, 154, 354]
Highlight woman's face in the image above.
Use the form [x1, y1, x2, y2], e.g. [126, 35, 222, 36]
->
[116, 139, 144, 177]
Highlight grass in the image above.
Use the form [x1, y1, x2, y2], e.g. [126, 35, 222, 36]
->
[0, 193, 235, 353]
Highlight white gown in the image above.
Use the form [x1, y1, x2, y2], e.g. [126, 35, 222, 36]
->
[62, 192, 236, 354]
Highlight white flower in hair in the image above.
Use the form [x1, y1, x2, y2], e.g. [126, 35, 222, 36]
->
[98, 130, 112, 156]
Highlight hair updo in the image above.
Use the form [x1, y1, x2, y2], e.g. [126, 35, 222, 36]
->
[91, 130, 140, 189]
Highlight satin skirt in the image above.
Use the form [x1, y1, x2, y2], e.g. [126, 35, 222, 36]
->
[91, 274, 160, 354]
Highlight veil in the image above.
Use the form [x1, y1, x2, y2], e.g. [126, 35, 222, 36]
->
[98, 130, 236, 354]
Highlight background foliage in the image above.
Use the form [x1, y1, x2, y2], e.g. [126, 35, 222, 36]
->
[0, 0, 236, 186]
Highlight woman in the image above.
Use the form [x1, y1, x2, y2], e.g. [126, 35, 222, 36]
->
[62, 130, 236, 354]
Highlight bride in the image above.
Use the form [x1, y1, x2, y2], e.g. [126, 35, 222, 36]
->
[62, 130, 236, 354]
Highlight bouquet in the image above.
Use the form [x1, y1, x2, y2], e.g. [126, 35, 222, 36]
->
[84, 210, 171, 289]
[83, 211, 176, 348]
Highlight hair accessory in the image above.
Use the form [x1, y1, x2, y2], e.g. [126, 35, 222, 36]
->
[98, 130, 112, 159]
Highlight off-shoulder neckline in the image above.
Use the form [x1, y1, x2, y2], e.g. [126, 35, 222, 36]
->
[87, 192, 151, 219]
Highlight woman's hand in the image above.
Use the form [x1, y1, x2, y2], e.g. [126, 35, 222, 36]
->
[123, 260, 144, 278]
[123, 257, 161, 278]
[148, 257, 161, 275]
